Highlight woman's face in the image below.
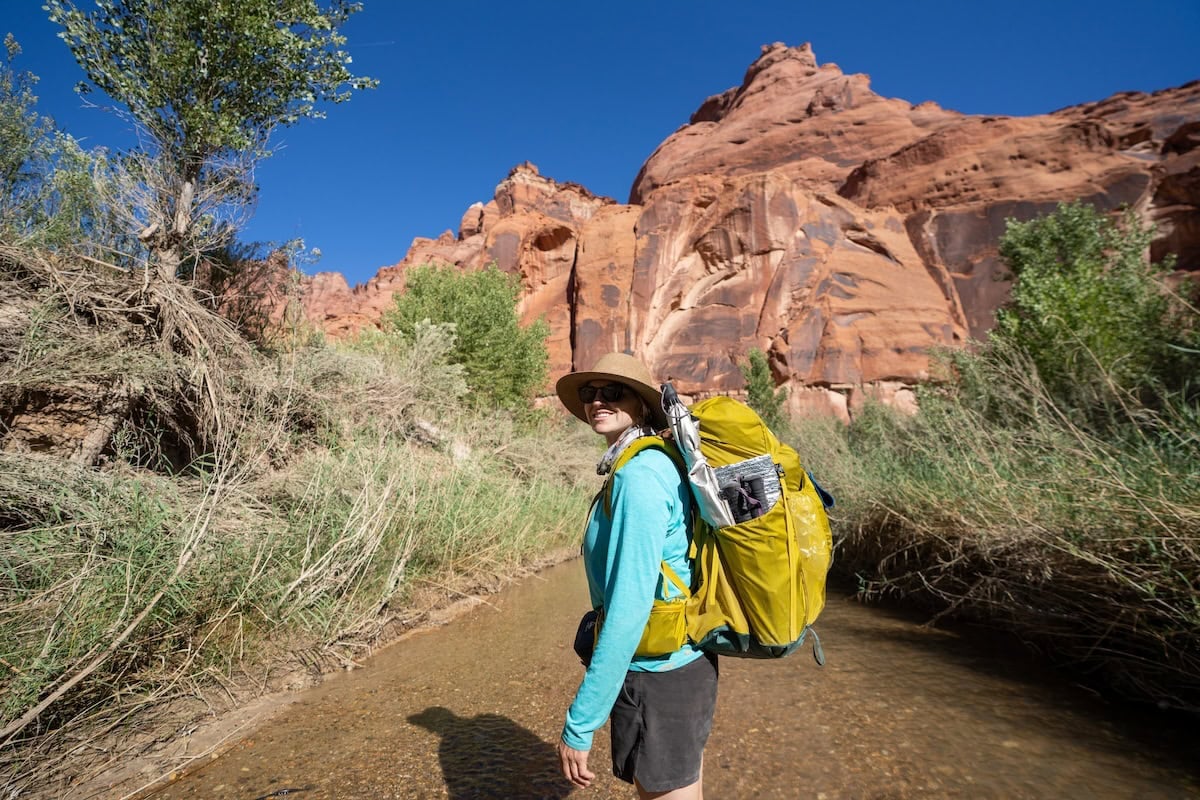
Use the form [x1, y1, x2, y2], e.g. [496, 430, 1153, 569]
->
[582, 381, 644, 445]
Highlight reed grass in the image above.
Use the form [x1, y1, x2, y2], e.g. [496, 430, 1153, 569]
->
[793, 348, 1200, 712]
[0, 242, 597, 797]
[0, 419, 595, 796]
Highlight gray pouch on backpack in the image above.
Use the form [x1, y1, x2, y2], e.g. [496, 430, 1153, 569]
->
[714, 455, 783, 521]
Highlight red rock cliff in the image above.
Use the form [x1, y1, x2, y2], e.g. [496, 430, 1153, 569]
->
[281, 43, 1199, 421]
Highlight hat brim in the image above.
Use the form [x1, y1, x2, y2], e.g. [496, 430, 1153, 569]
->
[556, 371, 667, 431]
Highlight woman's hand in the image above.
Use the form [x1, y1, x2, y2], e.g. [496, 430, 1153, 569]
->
[558, 741, 595, 788]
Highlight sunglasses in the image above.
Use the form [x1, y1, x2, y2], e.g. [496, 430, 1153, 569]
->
[578, 383, 628, 404]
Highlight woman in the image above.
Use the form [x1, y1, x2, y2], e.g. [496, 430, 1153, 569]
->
[555, 352, 718, 800]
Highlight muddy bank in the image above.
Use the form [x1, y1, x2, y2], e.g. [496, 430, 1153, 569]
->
[139, 560, 1198, 800]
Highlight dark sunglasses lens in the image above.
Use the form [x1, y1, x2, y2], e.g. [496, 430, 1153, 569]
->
[601, 384, 626, 402]
[578, 383, 626, 403]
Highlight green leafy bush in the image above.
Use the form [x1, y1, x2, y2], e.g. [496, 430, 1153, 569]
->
[384, 263, 549, 410]
[817, 201, 1200, 712]
[0, 35, 53, 236]
[741, 347, 790, 436]
[995, 201, 1197, 410]
[0, 35, 114, 250]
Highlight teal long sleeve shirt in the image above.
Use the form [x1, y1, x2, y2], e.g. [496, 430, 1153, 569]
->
[561, 446, 704, 751]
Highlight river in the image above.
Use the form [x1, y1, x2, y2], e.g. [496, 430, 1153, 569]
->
[150, 560, 1198, 799]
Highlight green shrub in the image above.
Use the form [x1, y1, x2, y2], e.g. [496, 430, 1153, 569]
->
[818, 202, 1200, 710]
[995, 202, 1197, 411]
[825, 350, 1200, 710]
[741, 347, 790, 436]
[0, 35, 115, 251]
[383, 263, 549, 410]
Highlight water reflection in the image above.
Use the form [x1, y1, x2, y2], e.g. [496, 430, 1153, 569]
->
[408, 706, 571, 799]
[152, 560, 1199, 800]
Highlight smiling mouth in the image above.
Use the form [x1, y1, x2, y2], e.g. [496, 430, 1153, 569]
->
[589, 408, 616, 423]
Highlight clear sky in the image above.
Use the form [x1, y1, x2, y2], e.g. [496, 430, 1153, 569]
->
[4, 1, 1199, 286]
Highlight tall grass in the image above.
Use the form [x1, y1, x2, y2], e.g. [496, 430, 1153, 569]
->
[0, 250, 598, 796]
[0, 445, 262, 793]
[792, 346, 1200, 712]
[267, 428, 593, 646]
[1, 415, 595, 796]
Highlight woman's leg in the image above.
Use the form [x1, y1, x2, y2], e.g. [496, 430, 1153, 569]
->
[625, 654, 717, 798]
[635, 759, 703, 800]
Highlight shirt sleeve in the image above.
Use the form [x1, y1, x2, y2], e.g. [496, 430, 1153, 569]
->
[561, 452, 677, 750]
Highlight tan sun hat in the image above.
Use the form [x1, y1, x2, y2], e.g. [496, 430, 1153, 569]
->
[555, 352, 667, 430]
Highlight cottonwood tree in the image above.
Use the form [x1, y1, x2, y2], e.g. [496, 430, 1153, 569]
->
[38, 1, 375, 463]
[46, 0, 376, 283]
[0, 35, 101, 246]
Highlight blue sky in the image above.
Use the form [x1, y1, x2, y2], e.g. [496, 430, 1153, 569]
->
[5, 1, 1199, 286]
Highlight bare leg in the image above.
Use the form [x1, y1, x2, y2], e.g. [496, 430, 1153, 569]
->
[635, 759, 704, 800]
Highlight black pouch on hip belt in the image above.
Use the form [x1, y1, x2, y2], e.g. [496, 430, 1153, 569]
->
[573, 609, 600, 667]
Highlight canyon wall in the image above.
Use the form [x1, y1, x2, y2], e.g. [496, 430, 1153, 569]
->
[286, 43, 1199, 420]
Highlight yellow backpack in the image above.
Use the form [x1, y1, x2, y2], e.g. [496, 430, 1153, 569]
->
[602, 396, 834, 661]
[682, 396, 833, 660]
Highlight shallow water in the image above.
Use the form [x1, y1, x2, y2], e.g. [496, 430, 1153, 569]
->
[152, 560, 1198, 799]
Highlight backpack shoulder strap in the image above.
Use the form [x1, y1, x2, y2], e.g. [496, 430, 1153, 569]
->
[602, 435, 684, 518]
[603, 438, 694, 603]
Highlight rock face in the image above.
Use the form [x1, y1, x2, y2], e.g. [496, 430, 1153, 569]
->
[839, 82, 1200, 337]
[291, 163, 619, 380]
[283, 44, 1199, 420]
[631, 43, 959, 200]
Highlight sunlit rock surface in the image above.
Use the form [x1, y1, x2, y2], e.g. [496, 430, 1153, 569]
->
[273, 44, 1198, 420]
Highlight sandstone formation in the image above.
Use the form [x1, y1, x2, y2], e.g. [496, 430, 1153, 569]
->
[282, 43, 1199, 421]
[839, 81, 1200, 336]
[630, 43, 959, 200]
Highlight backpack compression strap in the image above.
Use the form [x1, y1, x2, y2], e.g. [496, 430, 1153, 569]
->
[601, 435, 685, 518]
[659, 560, 690, 601]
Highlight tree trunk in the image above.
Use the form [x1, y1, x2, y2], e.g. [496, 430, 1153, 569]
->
[150, 171, 196, 284]
[154, 245, 182, 285]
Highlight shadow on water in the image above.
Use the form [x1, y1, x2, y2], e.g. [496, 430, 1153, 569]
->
[408, 707, 573, 800]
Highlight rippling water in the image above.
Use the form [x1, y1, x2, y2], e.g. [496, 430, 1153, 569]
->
[151, 560, 1198, 799]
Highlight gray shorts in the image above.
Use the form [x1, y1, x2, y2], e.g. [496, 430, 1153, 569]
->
[610, 652, 719, 792]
